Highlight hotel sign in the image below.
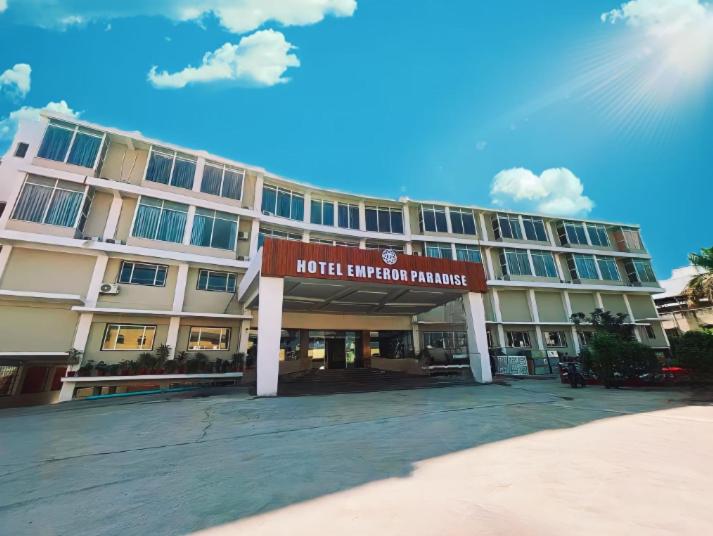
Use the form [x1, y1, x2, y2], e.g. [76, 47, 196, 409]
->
[261, 238, 487, 293]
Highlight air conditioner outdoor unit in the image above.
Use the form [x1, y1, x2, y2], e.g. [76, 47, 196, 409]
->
[99, 283, 120, 295]
[237, 231, 249, 240]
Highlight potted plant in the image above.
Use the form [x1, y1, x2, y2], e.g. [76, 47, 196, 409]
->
[155, 344, 171, 374]
[107, 363, 121, 376]
[94, 361, 109, 376]
[231, 352, 245, 372]
[174, 351, 189, 374]
[78, 359, 95, 377]
[137, 352, 157, 375]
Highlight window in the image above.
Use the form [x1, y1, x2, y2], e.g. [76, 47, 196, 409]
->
[500, 249, 532, 276]
[425, 242, 452, 259]
[587, 224, 610, 246]
[258, 226, 302, 249]
[455, 244, 482, 263]
[449, 208, 477, 235]
[493, 214, 523, 240]
[0, 365, 20, 396]
[365, 206, 403, 234]
[261, 184, 304, 221]
[337, 202, 360, 230]
[644, 325, 656, 339]
[420, 205, 448, 233]
[506, 331, 531, 348]
[423, 331, 468, 354]
[620, 229, 642, 250]
[625, 259, 657, 283]
[76, 188, 94, 233]
[487, 330, 494, 348]
[119, 262, 168, 286]
[197, 270, 237, 292]
[191, 208, 237, 250]
[188, 327, 231, 351]
[577, 331, 594, 347]
[37, 121, 104, 168]
[545, 331, 567, 348]
[560, 222, 588, 245]
[14, 142, 29, 158]
[132, 197, 188, 243]
[597, 256, 620, 281]
[522, 216, 548, 241]
[145, 147, 196, 190]
[201, 163, 243, 200]
[310, 199, 334, 226]
[102, 324, 156, 350]
[531, 250, 558, 278]
[365, 242, 404, 253]
[334, 239, 360, 248]
[568, 254, 599, 280]
[12, 177, 86, 228]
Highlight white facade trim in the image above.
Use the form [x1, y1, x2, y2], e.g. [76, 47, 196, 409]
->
[71, 306, 251, 319]
[0, 289, 83, 303]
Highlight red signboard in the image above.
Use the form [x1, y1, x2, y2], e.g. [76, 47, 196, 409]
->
[261, 238, 487, 293]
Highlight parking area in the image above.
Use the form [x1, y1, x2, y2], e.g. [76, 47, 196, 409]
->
[1, 380, 711, 535]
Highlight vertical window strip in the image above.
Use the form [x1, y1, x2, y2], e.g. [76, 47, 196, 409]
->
[11, 178, 84, 228]
[37, 122, 104, 167]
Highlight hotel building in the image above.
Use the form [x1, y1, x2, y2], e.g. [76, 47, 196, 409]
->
[0, 113, 668, 403]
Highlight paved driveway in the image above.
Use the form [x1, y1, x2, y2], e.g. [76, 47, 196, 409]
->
[0, 380, 711, 535]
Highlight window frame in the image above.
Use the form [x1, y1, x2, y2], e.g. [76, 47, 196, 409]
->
[200, 162, 244, 201]
[365, 205, 404, 234]
[644, 325, 656, 339]
[425, 242, 453, 259]
[449, 208, 477, 236]
[521, 216, 548, 242]
[337, 202, 360, 230]
[258, 226, 303, 249]
[420, 205, 448, 233]
[569, 254, 599, 280]
[545, 331, 567, 348]
[560, 221, 589, 245]
[310, 198, 335, 226]
[130, 196, 189, 243]
[596, 256, 621, 281]
[626, 259, 657, 283]
[37, 121, 105, 169]
[196, 269, 237, 293]
[506, 331, 531, 348]
[144, 146, 197, 190]
[494, 214, 523, 240]
[500, 248, 532, 276]
[101, 323, 157, 351]
[530, 250, 558, 278]
[587, 224, 610, 247]
[190, 208, 238, 251]
[11, 177, 87, 228]
[455, 244, 482, 263]
[118, 261, 168, 287]
[187, 327, 232, 351]
[261, 184, 305, 221]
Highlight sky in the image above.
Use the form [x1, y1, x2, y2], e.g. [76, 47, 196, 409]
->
[0, 0, 711, 278]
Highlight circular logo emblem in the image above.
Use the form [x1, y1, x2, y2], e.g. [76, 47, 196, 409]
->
[381, 249, 398, 265]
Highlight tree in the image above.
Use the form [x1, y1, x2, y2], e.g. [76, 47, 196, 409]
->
[671, 330, 713, 382]
[684, 246, 713, 306]
[570, 308, 635, 340]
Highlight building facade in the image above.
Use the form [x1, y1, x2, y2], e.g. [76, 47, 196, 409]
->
[655, 266, 713, 338]
[0, 113, 668, 401]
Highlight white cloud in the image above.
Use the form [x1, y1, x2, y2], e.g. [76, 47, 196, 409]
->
[0, 100, 78, 140]
[601, 0, 712, 36]
[0, 0, 6, 14]
[490, 167, 594, 217]
[148, 29, 299, 89]
[6, 0, 357, 34]
[0, 63, 31, 100]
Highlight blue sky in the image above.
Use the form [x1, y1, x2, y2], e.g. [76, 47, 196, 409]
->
[0, 0, 711, 277]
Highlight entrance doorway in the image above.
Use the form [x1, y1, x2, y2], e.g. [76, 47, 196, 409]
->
[309, 331, 361, 369]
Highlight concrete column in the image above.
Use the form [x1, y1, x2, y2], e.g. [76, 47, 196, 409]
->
[444, 206, 453, 234]
[86, 255, 109, 307]
[595, 292, 604, 309]
[622, 294, 642, 341]
[102, 193, 123, 241]
[484, 248, 496, 279]
[253, 173, 264, 211]
[358, 201, 366, 231]
[166, 317, 181, 359]
[0, 171, 26, 229]
[401, 203, 412, 239]
[238, 318, 252, 355]
[535, 326, 545, 351]
[0, 244, 13, 284]
[193, 157, 205, 193]
[249, 218, 260, 257]
[478, 213, 489, 240]
[571, 326, 581, 354]
[463, 292, 493, 383]
[450, 243, 458, 261]
[359, 238, 366, 249]
[182, 206, 196, 245]
[412, 318, 421, 355]
[302, 231, 310, 243]
[404, 242, 413, 255]
[527, 289, 544, 349]
[257, 276, 284, 396]
[61, 311, 94, 401]
[173, 263, 189, 312]
[303, 191, 311, 224]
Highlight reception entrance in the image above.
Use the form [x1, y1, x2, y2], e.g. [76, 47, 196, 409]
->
[309, 331, 359, 369]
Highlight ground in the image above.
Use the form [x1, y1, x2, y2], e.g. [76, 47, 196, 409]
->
[0, 380, 712, 535]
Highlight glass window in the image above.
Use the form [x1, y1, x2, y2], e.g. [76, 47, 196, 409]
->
[569, 254, 599, 279]
[493, 214, 523, 239]
[132, 197, 188, 243]
[145, 147, 196, 190]
[0, 365, 20, 396]
[201, 163, 244, 200]
[531, 250, 558, 278]
[365, 206, 403, 234]
[14, 142, 29, 158]
[506, 331, 531, 348]
[188, 327, 231, 351]
[597, 256, 620, 281]
[425, 242, 452, 259]
[310, 199, 334, 226]
[338, 202, 360, 230]
[261, 184, 304, 221]
[500, 249, 532, 276]
[102, 324, 156, 350]
[11, 178, 85, 228]
[420, 205, 448, 233]
[364, 242, 404, 253]
[450, 209, 477, 235]
[577, 331, 594, 347]
[190, 208, 238, 250]
[644, 325, 656, 339]
[422, 331, 468, 355]
[522, 217, 548, 241]
[625, 259, 657, 283]
[455, 244, 481, 262]
[621, 229, 642, 250]
[587, 224, 610, 246]
[197, 270, 237, 292]
[118, 262, 168, 286]
[560, 222, 588, 245]
[280, 329, 301, 361]
[545, 331, 567, 348]
[258, 226, 303, 249]
[37, 121, 103, 168]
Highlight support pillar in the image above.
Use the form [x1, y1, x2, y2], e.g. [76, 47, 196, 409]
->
[59, 312, 94, 402]
[256, 276, 284, 396]
[0, 244, 13, 284]
[411, 318, 421, 355]
[166, 317, 181, 359]
[102, 193, 123, 241]
[463, 291, 493, 383]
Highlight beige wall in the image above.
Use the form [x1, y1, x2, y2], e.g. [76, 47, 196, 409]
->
[628, 295, 658, 320]
[125, 236, 237, 259]
[99, 145, 149, 185]
[5, 219, 77, 238]
[569, 293, 596, 316]
[0, 301, 77, 352]
[0, 248, 95, 295]
[97, 258, 176, 310]
[499, 290, 532, 322]
[115, 196, 138, 242]
[601, 293, 628, 317]
[536, 291, 567, 322]
[176, 318, 242, 359]
[82, 190, 112, 238]
[84, 314, 171, 363]
[182, 267, 237, 313]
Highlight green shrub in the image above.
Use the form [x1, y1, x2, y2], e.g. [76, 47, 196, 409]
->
[587, 332, 659, 387]
[671, 330, 713, 382]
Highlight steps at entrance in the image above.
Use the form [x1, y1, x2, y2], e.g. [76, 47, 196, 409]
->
[276, 367, 473, 396]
